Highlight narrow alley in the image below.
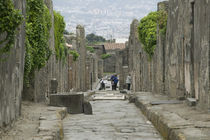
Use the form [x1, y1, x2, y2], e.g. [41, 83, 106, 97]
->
[64, 95, 161, 140]
[63, 81, 162, 140]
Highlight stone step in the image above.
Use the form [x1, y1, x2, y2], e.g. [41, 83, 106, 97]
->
[92, 94, 126, 100]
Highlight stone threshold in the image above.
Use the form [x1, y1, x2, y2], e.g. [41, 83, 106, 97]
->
[130, 92, 210, 140]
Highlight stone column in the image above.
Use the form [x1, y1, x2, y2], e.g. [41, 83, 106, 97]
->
[76, 25, 86, 92]
[128, 19, 142, 92]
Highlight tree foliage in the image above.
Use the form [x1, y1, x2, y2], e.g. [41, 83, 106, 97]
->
[86, 33, 106, 44]
[0, 0, 23, 57]
[24, 0, 52, 86]
[138, 11, 168, 60]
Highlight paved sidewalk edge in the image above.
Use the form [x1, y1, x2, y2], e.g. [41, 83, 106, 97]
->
[33, 107, 67, 140]
[132, 94, 209, 140]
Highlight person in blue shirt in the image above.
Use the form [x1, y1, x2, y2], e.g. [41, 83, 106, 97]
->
[111, 74, 118, 90]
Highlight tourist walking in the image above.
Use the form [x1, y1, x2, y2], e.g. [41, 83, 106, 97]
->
[126, 74, 132, 90]
[111, 74, 118, 90]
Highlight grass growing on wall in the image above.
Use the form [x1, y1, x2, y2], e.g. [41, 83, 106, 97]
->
[101, 54, 111, 59]
[0, 0, 23, 57]
[86, 46, 95, 53]
[138, 10, 168, 60]
[158, 10, 168, 37]
[24, 0, 52, 86]
[69, 50, 79, 61]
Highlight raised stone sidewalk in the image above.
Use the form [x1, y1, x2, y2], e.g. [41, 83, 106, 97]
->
[131, 92, 210, 140]
[33, 107, 67, 140]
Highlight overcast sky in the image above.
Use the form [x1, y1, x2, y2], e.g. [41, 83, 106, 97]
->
[52, 0, 162, 39]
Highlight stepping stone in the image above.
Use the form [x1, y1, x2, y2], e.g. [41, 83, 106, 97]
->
[93, 94, 126, 100]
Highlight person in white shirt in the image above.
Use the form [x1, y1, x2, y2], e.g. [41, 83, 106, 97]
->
[99, 79, 105, 90]
[126, 74, 132, 90]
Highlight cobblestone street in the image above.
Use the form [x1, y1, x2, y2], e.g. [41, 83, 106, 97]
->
[63, 91, 162, 140]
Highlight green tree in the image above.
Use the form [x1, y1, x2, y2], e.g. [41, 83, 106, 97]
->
[138, 11, 168, 60]
[86, 33, 106, 44]
[138, 12, 158, 60]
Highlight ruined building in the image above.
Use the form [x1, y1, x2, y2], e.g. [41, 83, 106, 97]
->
[103, 43, 126, 73]
[118, 0, 210, 111]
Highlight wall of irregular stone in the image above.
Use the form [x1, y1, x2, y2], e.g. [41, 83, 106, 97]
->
[0, 0, 26, 128]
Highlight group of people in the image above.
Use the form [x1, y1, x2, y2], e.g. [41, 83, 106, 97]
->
[99, 74, 132, 91]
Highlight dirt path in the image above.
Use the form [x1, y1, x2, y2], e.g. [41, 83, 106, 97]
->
[0, 101, 47, 140]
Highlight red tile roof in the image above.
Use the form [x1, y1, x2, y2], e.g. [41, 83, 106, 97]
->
[103, 43, 125, 51]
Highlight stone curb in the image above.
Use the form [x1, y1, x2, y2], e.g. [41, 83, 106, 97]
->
[32, 107, 67, 140]
[131, 94, 209, 140]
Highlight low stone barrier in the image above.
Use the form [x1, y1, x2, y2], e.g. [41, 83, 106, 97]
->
[50, 94, 84, 114]
[49, 93, 93, 115]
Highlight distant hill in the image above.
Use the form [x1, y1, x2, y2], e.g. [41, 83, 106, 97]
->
[52, 0, 162, 39]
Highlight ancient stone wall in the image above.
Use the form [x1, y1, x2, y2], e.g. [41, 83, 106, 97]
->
[23, 0, 70, 102]
[128, 20, 143, 92]
[98, 59, 104, 79]
[152, 1, 168, 95]
[193, 0, 210, 110]
[116, 51, 124, 90]
[164, 0, 193, 98]
[103, 54, 116, 73]
[0, 0, 26, 128]
[163, 0, 210, 110]
[121, 0, 210, 111]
